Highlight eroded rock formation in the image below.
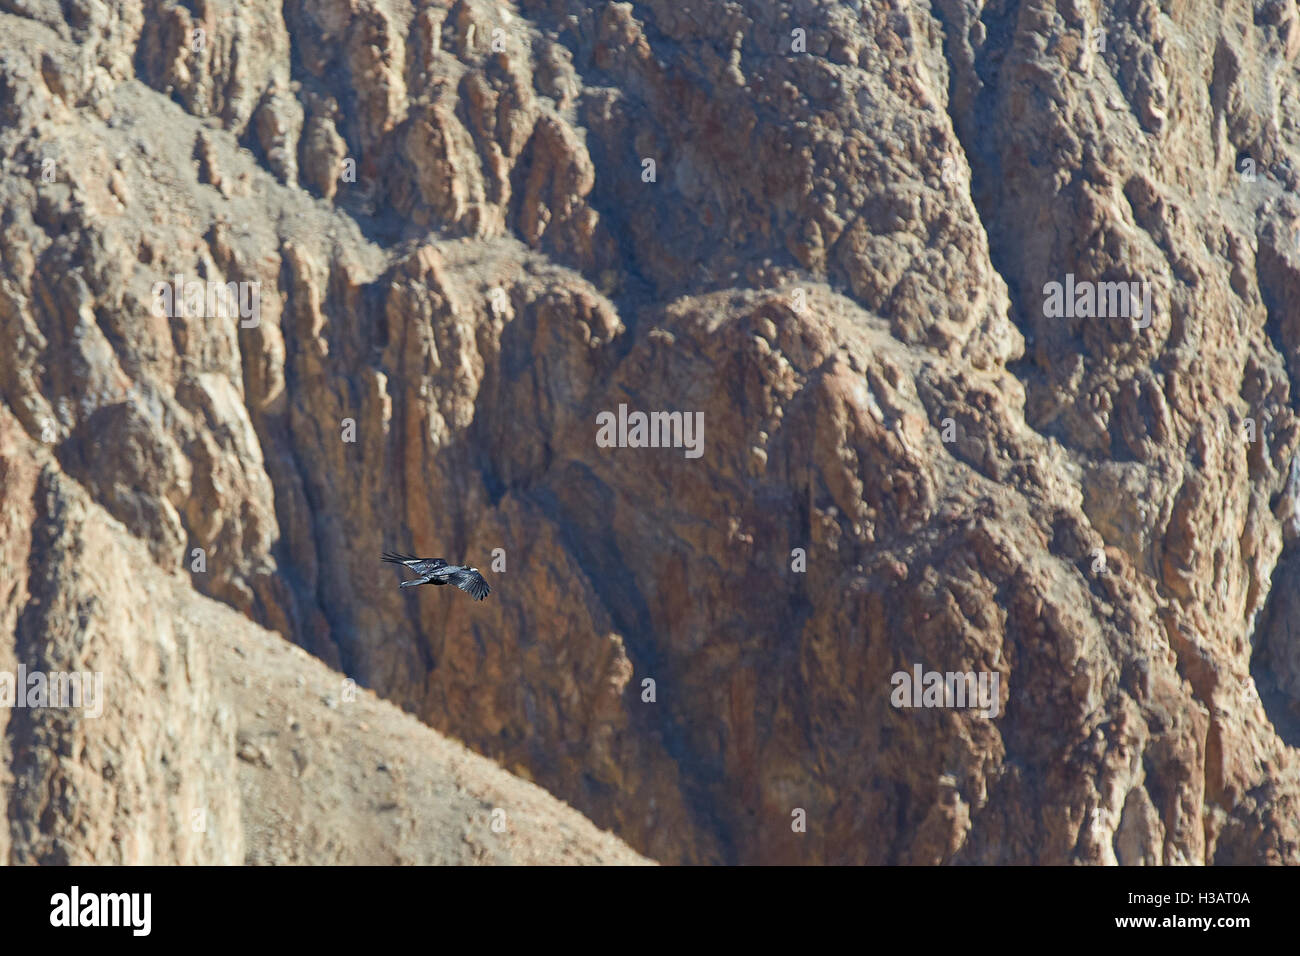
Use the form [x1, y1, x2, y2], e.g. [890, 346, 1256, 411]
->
[1, 0, 1298, 863]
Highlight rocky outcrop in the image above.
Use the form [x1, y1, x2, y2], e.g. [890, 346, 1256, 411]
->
[0, 406, 646, 864]
[1, 0, 1298, 864]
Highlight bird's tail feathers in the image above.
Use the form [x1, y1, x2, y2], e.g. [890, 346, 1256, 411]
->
[382, 551, 418, 565]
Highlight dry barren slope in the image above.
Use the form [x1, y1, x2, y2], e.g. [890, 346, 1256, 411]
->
[0, 407, 647, 865]
[0, 0, 1298, 864]
[224, 588, 651, 866]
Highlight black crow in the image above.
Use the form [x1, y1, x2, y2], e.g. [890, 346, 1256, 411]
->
[381, 552, 492, 601]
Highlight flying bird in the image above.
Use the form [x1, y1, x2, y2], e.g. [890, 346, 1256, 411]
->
[381, 552, 492, 601]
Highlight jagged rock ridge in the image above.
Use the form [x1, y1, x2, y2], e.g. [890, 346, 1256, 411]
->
[0, 0, 1297, 863]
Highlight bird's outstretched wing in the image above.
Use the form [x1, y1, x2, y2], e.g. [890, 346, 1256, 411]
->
[381, 551, 421, 565]
[382, 552, 448, 576]
[448, 567, 491, 601]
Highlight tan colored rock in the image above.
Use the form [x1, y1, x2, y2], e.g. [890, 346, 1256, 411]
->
[0, 407, 646, 864]
[1, 0, 1299, 867]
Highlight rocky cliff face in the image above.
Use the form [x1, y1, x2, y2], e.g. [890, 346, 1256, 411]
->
[1, 0, 1298, 864]
[0, 409, 648, 864]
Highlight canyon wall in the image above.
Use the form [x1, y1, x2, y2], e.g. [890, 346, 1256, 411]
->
[1, 0, 1298, 863]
